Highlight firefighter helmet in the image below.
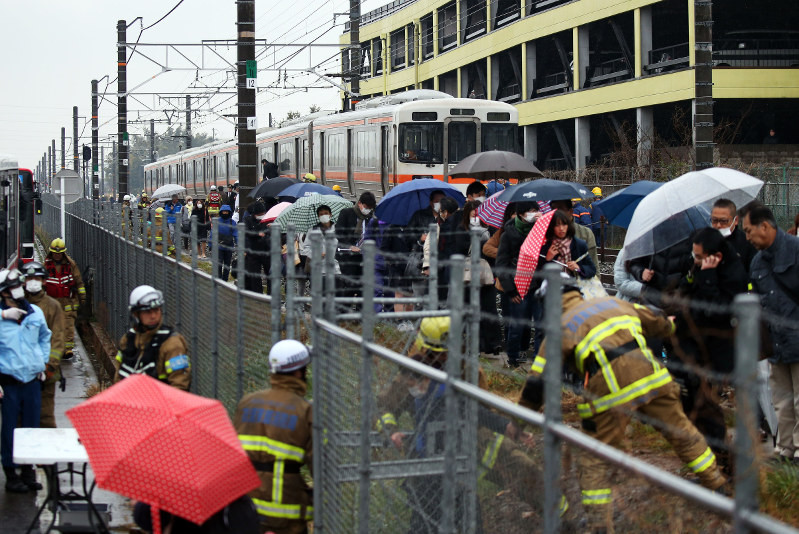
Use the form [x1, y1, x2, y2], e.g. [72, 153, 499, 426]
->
[416, 316, 451, 352]
[592, 187, 603, 197]
[50, 238, 67, 253]
[154, 207, 165, 218]
[210, 185, 217, 191]
[129, 285, 164, 314]
[0, 268, 24, 293]
[123, 195, 131, 202]
[21, 261, 47, 279]
[269, 339, 310, 374]
[304, 173, 317, 183]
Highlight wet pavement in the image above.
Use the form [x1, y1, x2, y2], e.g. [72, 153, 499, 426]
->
[0, 331, 135, 533]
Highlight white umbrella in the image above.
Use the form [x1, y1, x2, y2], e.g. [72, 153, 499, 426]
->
[152, 183, 187, 199]
[623, 168, 763, 259]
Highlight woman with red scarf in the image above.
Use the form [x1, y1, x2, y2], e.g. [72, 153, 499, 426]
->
[540, 210, 596, 279]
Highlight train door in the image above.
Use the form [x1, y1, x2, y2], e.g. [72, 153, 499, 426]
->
[442, 118, 480, 182]
[318, 132, 326, 184]
[346, 129, 356, 194]
[380, 125, 390, 194]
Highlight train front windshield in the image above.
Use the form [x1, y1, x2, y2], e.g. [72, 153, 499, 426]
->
[399, 123, 443, 164]
[482, 124, 519, 153]
[399, 120, 520, 165]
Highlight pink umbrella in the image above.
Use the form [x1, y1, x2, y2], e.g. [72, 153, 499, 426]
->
[514, 210, 554, 299]
[261, 201, 292, 223]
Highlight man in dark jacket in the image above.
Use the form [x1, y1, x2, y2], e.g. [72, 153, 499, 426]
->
[210, 205, 238, 282]
[335, 192, 376, 299]
[672, 227, 747, 473]
[711, 198, 756, 273]
[243, 202, 271, 294]
[742, 201, 799, 462]
[406, 191, 445, 306]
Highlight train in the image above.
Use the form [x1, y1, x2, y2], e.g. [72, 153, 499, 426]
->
[143, 90, 521, 200]
[0, 154, 37, 269]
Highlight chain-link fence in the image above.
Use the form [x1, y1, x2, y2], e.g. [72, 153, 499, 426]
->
[36, 195, 799, 533]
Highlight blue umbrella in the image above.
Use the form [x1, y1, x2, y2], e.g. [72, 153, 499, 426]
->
[496, 178, 590, 203]
[277, 182, 335, 200]
[592, 180, 662, 228]
[375, 179, 465, 225]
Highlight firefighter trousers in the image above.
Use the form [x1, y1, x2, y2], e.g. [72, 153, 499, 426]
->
[577, 381, 726, 533]
[478, 429, 543, 512]
[56, 297, 78, 354]
[40, 381, 57, 428]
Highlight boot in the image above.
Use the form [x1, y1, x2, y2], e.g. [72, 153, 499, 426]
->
[20, 465, 42, 491]
[3, 466, 29, 493]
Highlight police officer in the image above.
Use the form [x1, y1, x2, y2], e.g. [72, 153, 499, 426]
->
[44, 238, 85, 360]
[517, 279, 727, 533]
[234, 340, 313, 534]
[21, 261, 65, 429]
[114, 285, 191, 391]
[0, 268, 50, 493]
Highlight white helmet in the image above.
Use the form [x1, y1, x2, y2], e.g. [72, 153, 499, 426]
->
[129, 285, 164, 314]
[123, 194, 131, 201]
[210, 185, 217, 191]
[269, 340, 310, 374]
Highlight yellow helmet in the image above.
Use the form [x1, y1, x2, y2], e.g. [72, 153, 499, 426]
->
[332, 185, 342, 192]
[154, 207, 165, 218]
[304, 173, 317, 183]
[49, 238, 67, 253]
[416, 316, 451, 352]
[592, 187, 603, 197]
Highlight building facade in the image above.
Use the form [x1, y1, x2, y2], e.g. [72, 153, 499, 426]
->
[340, 0, 799, 171]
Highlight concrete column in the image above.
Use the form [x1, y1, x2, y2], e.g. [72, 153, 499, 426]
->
[486, 0, 493, 32]
[486, 56, 493, 99]
[637, 106, 654, 166]
[524, 125, 538, 163]
[456, 0, 462, 46]
[490, 55, 500, 100]
[433, 9, 439, 56]
[457, 67, 462, 97]
[524, 41, 536, 100]
[434, 75, 440, 91]
[575, 116, 590, 171]
[637, 7, 652, 77]
[575, 26, 590, 89]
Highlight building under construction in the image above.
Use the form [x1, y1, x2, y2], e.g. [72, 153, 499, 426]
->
[340, 0, 799, 171]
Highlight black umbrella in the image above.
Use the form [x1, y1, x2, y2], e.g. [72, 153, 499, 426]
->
[448, 150, 544, 180]
[248, 177, 299, 199]
[497, 179, 591, 203]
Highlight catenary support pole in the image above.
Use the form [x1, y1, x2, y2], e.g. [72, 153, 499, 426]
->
[185, 95, 192, 150]
[61, 127, 66, 169]
[74, 107, 79, 173]
[347, 0, 361, 110]
[117, 20, 129, 200]
[236, 0, 256, 216]
[92, 79, 99, 199]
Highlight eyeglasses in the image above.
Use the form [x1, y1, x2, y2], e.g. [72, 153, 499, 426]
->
[710, 217, 732, 225]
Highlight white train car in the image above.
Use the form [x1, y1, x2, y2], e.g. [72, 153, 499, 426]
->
[144, 90, 520, 200]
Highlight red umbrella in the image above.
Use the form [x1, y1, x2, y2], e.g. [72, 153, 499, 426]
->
[66, 375, 260, 534]
[475, 191, 508, 229]
[514, 210, 555, 299]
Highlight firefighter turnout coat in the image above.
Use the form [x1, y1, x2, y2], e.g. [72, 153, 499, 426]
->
[44, 253, 85, 355]
[26, 289, 65, 428]
[520, 293, 725, 531]
[114, 323, 191, 391]
[234, 374, 313, 533]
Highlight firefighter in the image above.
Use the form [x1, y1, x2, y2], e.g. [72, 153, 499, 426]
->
[44, 238, 85, 360]
[21, 261, 65, 429]
[303, 173, 317, 183]
[517, 279, 727, 533]
[121, 194, 132, 239]
[234, 339, 313, 534]
[207, 185, 222, 218]
[148, 207, 174, 255]
[376, 317, 548, 528]
[114, 285, 191, 391]
[137, 191, 150, 210]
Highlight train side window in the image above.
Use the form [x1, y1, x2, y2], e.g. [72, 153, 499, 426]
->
[231, 153, 239, 179]
[325, 133, 345, 168]
[279, 141, 294, 172]
[354, 129, 377, 169]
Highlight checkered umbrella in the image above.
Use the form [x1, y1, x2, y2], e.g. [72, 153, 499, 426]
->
[475, 191, 508, 228]
[275, 193, 353, 233]
[514, 210, 554, 299]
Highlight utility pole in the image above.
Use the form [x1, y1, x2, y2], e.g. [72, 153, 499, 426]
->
[693, 0, 713, 170]
[92, 79, 99, 199]
[73, 106, 79, 172]
[186, 95, 192, 149]
[101, 146, 105, 197]
[51, 139, 56, 183]
[61, 128, 66, 169]
[112, 141, 117, 197]
[237, 0, 256, 215]
[117, 20, 129, 201]
[347, 0, 361, 111]
[150, 119, 155, 163]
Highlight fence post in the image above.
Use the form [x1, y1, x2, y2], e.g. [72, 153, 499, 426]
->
[174, 211, 183, 333]
[733, 293, 761, 534]
[236, 221, 247, 401]
[358, 241, 376, 534]
[211, 217, 220, 398]
[324, 237, 336, 322]
[270, 228, 282, 346]
[309, 230, 325, 533]
[286, 225, 296, 341]
[190, 217, 199, 394]
[427, 223, 438, 310]
[542, 263, 563, 534]
[465, 229, 481, 533]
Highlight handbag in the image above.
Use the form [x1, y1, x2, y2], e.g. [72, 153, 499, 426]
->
[404, 247, 424, 281]
[464, 257, 495, 286]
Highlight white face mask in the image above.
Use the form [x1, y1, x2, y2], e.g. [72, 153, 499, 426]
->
[524, 211, 539, 223]
[197, 203, 203, 208]
[360, 207, 372, 216]
[318, 214, 331, 224]
[25, 280, 43, 293]
[718, 218, 736, 238]
[470, 216, 481, 227]
[10, 286, 25, 300]
[433, 202, 441, 213]
[473, 196, 485, 204]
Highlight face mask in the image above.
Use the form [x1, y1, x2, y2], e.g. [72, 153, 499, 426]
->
[470, 216, 481, 227]
[198, 203, 203, 208]
[433, 202, 441, 213]
[718, 219, 735, 238]
[473, 196, 485, 204]
[319, 214, 331, 224]
[221, 212, 231, 219]
[10, 286, 25, 300]
[524, 212, 538, 224]
[360, 207, 372, 216]
[408, 383, 428, 399]
[25, 280, 42, 293]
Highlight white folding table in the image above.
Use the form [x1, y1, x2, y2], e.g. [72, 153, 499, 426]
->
[13, 428, 109, 534]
